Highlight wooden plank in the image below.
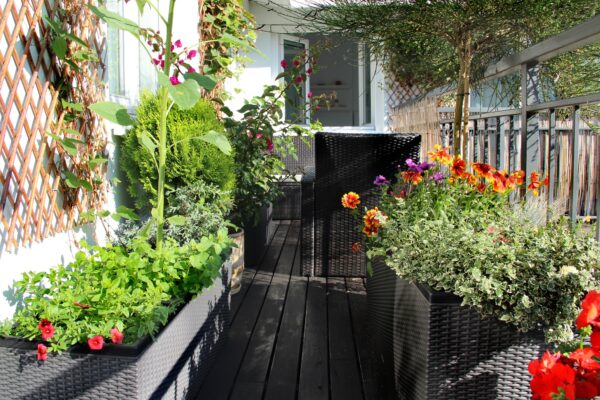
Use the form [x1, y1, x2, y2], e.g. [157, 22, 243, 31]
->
[264, 248, 307, 400]
[229, 224, 300, 400]
[328, 278, 364, 400]
[346, 278, 394, 400]
[298, 277, 329, 400]
[196, 225, 290, 400]
[230, 224, 290, 319]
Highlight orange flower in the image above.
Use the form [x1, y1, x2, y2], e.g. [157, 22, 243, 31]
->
[510, 170, 525, 186]
[341, 192, 360, 209]
[476, 183, 487, 193]
[491, 171, 509, 194]
[463, 172, 478, 185]
[427, 144, 452, 165]
[401, 171, 423, 185]
[363, 207, 386, 237]
[472, 162, 495, 180]
[450, 156, 466, 177]
[351, 242, 362, 253]
[528, 171, 542, 196]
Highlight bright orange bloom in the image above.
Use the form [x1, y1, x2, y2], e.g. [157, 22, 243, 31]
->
[341, 192, 360, 209]
[491, 171, 509, 193]
[528, 172, 542, 196]
[363, 207, 386, 237]
[476, 183, 487, 193]
[427, 144, 452, 165]
[510, 170, 525, 186]
[351, 242, 362, 253]
[472, 162, 495, 180]
[462, 172, 478, 185]
[450, 157, 466, 177]
[401, 171, 423, 185]
[576, 290, 600, 329]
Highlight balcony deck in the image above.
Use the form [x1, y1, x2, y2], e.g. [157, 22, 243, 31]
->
[196, 220, 390, 400]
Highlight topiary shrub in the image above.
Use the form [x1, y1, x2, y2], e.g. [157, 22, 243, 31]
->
[120, 92, 235, 210]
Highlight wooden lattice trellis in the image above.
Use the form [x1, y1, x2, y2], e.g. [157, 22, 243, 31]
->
[385, 77, 423, 129]
[0, 0, 106, 251]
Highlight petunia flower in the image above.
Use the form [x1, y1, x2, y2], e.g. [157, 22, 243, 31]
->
[111, 328, 124, 344]
[37, 343, 48, 361]
[373, 175, 390, 186]
[406, 159, 433, 173]
[430, 172, 444, 183]
[88, 335, 104, 351]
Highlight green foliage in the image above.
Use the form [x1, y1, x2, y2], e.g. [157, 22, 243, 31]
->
[116, 180, 232, 247]
[120, 93, 235, 210]
[4, 229, 232, 352]
[368, 167, 600, 343]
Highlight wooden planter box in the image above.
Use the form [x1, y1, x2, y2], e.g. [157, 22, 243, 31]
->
[366, 259, 546, 400]
[0, 261, 232, 400]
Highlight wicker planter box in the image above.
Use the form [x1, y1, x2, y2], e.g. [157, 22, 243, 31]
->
[367, 259, 546, 400]
[0, 261, 232, 400]
[243, 205, 274, 268]
[229, 230, 245, 294]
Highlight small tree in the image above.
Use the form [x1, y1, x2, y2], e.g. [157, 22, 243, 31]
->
[303, 0, 599, 156]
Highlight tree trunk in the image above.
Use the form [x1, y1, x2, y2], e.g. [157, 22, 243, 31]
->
[452, 34, 473, 158]
[452, 54, 465, 156]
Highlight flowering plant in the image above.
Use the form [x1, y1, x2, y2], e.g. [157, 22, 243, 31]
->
[529, 291, 600, 400]
[342, 146, 600, 342]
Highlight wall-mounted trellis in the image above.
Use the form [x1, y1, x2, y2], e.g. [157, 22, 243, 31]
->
[385, 77, 423, 130]
[0, 0, 107, 251]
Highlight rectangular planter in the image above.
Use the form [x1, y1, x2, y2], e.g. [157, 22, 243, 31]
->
[367, 259, 547, 400]
[0, 261, 232, 400]
[243, 204, 274, 268]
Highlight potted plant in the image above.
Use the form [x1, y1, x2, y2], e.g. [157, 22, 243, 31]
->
[342, 146, 600, 399]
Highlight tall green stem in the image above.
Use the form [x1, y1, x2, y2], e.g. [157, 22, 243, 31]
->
[156, 0, 176, 250]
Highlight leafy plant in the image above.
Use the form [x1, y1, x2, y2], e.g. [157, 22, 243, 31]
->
[344, 147, 600, 342]
[116, 180, 232, 247]
[120, 93, 235, 210]
[3, 229, 232, 352]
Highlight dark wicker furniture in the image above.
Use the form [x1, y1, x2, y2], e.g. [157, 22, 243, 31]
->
[0, 262, 232, 400]
[367, 259, 547, 400]
[301, 132, 421, 277]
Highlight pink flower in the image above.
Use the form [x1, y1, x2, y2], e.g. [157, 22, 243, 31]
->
[37, 343, 48, 361]
[293, 59, 301, 67]
[295, 75, 304, 84]
[307, 91, 313, 98]
[88, 335, 104, 351]
[255, 133, 263, 140]
[110, 328, 124, 344]
[170, 75, 181, 85]
[266, 138, 274, 153]
[174, 39, 182, 48]
[187, 49, 197, 59]
[316, 105, 321, 111]
[178, 59, 184, 65]
[160, 60, 165, 69]
[280, 59, 288, 69]
[152, 59, 160, 65]
[187, 67, 196, 73]
[306, 67, 313, 75]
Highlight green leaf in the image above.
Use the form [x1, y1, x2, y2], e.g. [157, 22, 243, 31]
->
[158, 72, 200, 110]
[88, 6, 141, 37]
[63, 171, 93, 191]
[139, 132, 157, 155]
[48, 133, 79, 157]
[88, 157, 108, 168]
[135, 0, 147, 13]
[238, 103, 259, 113]
[200, 131, 231, 155]
[64, 33, 89, 48]
[65, 127, 82, 136]
[43, 16, 65, 34]
[167, 215, 187, 226]
[110, 177, 122, 186]
[220, 32, 254, 52]
[111, 205, 139, 221]
[61, 100, 84, 112]
[183, 72, 217, 91]
[89, 102, 135, 126]
[52, 36, 68, 59]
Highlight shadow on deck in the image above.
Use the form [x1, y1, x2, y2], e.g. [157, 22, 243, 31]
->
[196, 220, 393, 400]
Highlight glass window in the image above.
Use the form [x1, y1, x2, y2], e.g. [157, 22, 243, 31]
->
[363, 44, 372, 124]
[284, 39, 307, 123]
[106, 0, 125, 96]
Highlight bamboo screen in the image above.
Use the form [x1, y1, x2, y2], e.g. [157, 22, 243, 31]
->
[0, 0, 106, 251]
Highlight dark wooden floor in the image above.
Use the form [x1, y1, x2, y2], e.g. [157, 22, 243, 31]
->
[196, 220, 388, 400]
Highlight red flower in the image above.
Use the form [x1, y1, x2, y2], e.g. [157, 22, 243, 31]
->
[591, 331, 600, 351]
[295, 75, 304, 84]
[351, 242, 362, 253]
[576, 290, 600, 329]
[530, 362, 576, 400]
[472, 162, 495, 180]
[476, 183, 487, 193]
[528, 171, 543, 196]
[38, 319, 55, 341]
[306, 67, 313, 75]
[111, 328, 124, 344]
[450, 157, 466, 177]
[401, 171, 422, 185]
[341, 192, 360, 209]
[266, 138, 274, 153]
[529, 351, 562, 375]
[280, 59, 288, 69]
[575, 373, 600, 399]
[569, 348, 600, 371]
[37, 343, 48, 361]
[88, 335, 104, 351]
[293, 59, 301, 67]
[307, 91, 313, 98]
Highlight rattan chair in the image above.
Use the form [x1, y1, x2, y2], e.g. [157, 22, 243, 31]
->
[301, 132, 421, 277]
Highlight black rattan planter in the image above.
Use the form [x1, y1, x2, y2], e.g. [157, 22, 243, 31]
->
[243, 205, 274, 268]
[0, 261, 232, 400]
[367, 259, 546, 400]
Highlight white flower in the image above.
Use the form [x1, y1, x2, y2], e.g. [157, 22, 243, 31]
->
[559, 266, 578, 276]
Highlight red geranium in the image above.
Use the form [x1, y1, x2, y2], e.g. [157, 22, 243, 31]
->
[576, 290, 600, 329]
[111, 328, 124, 344]
[88, 335, 104, 351]
[530, 361, 576, 400]
[37, 343, 48, 361]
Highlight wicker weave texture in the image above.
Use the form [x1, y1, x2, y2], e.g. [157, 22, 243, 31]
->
[301, 167, 315, 276]
[273, 182, 301, 220]
[0, 262, 232, 400]
[313, 132, 420, 276]
[278, 135, 315, 175]
[368, 261, 546, 400]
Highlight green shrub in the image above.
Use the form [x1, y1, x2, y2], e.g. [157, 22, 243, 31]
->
[4, 229, 232, 352]
[115, 180, 233, 247]
[120, 92, 235, 210]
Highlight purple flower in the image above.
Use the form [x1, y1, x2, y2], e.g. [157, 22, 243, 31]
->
[373, 175, 391, 186]
[406, 159, 433, 173]
[430, 172, 445, 183]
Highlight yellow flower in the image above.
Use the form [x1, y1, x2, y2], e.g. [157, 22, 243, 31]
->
[341, 192, 360, 209]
